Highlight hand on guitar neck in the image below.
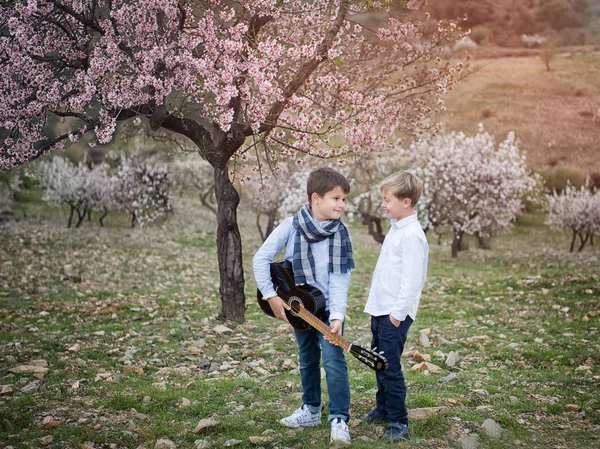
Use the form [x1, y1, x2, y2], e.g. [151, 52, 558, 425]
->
[268, 295, 344, 341]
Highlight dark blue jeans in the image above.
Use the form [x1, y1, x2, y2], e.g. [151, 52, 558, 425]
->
[370, 314, 413, 425]
[293, 310, 350, 422]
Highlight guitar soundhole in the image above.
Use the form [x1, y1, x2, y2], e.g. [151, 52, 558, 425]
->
[288, 297, 303, 316]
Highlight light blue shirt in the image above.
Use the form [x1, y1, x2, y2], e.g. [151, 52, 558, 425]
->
[252, 216, 351, 322]
[363, 213, 429, 322]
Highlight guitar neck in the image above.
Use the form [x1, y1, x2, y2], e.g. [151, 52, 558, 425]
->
[295, 306, 351, 352]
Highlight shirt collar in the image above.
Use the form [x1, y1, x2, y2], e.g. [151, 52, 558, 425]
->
[390, 213, 418, 230]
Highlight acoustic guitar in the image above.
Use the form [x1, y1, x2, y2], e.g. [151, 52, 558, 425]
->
[257, 260, 388, 372]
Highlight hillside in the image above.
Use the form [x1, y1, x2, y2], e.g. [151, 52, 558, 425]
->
[439, 51, 600, 175]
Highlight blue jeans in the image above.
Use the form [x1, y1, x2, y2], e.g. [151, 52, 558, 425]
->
[293, 310, 350, 422]
[370, 314, 413, 425]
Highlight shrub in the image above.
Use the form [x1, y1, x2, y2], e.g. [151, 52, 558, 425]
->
[470, 25, 492, 45]
[538, 164, 586, 193]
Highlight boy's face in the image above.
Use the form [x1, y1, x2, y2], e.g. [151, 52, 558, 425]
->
[310, 186, 347, 222]
[381, 188, 413, 221]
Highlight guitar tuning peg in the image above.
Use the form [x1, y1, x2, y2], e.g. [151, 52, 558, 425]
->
[372, 346, 378, 351]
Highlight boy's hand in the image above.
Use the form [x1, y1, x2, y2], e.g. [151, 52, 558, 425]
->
[389, 314, 401, 328]
[268, 296, 290, 323]
[324, 319, 343, 346]
[329, 319, 343, 335]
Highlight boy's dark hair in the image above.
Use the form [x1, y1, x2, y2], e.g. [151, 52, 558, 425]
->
[306, 167, 350, 203]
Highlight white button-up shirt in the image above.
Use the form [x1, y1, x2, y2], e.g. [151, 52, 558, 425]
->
[363, 214, 428, 322]
[252, 217, 351, 322]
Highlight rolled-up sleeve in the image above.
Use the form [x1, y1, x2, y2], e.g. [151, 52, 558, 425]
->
[252, 217, 293, 300]
[390, 234, 427, 322]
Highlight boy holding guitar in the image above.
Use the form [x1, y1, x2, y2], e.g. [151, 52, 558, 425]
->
[253, 167, 354, 445]
[362, 171, 429, 441]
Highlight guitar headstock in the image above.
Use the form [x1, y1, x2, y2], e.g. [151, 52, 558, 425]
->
[349, 344, 388, 372]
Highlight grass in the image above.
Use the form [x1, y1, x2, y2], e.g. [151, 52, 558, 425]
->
[1, 195, 599, 449]
[441, 52, 600, 175]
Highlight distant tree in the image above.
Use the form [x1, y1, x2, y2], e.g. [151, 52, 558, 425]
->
[36, 157, 112, 227]
[112, 154, 172, 228]
[0, 170, 21, 212]
[171, 153, 216, 216]
[243, 164, 311, 241]
[409, 126, 539, 258]
[545, 183, 599, 252]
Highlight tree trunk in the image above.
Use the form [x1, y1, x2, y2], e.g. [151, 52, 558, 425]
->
[99, 208, 108, 227]
[67, 205, 75, 228]
[257, 210, 277, 242]
[451, 231, 463, 258]
[570, 230, 577, 252]
[578, 232, 590, 252]
[75, 208, 86, 227]
[475, 233, 492, 250]
[214, 164, 246, 321]
[360, 212, 385, 244]
[131, 211, 136, 228]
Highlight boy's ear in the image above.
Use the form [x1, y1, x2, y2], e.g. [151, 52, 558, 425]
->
[311, 192, 321, 204]
[404, 198, 413, 208]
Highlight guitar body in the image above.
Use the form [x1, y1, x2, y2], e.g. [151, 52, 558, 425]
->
[257, 260, 326, 332]
[257, 260, 388, 372]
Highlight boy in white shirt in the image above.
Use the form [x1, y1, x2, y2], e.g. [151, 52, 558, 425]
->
[362, 171, 429, 441]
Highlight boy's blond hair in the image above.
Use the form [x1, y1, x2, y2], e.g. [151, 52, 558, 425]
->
[380, 171, 423, 207]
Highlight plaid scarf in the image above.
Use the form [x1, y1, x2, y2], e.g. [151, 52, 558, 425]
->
[292, 203, 355, 285]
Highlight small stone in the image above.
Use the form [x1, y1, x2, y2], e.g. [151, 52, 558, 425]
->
[39, 435, 54, 446]
[440, 373, 459, 383]
[470, 389, 490, 402]
[410, 351, 431, 362]
[506, 342, 520, 350]
[153, 382, 167, 391]
[194, 440, 212, 449]
[445, 351, 460, 367]
[408, 406, 449, 420]
[142, 395, 151, 404]
[20, 381, 40, 394]
[458, 434, 479, 449]
[68, 343, 81, 352]
[248, 436, 272, 443]
[282, 359, 297, 370]
[0, 385, 13, 395]
[419, 332, 431, 348]
[223, 439, 242, 447]
[412, 362, 442, 374]
[439, 336, 455, 345]
[180, 398, 192, 408]
[481, 419, 502, 438]
[565, 404, 581, 412]
[154, 438, 176, 449]
[193, 418, 220, 433]
[42, 416, 60, 429]
[213, 324, 234, 337]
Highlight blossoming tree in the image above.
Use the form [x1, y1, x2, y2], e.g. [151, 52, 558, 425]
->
[410, 126, 539, 258]
[1, 0, 465, 320]
[546, 183, 599, 252]
[112, 153, 173, 227]
[36, 157, 113, 227]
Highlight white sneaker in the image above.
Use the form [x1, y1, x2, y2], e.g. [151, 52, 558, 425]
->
[280, 405, 321, 428]
[330, 418, 351, 445]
